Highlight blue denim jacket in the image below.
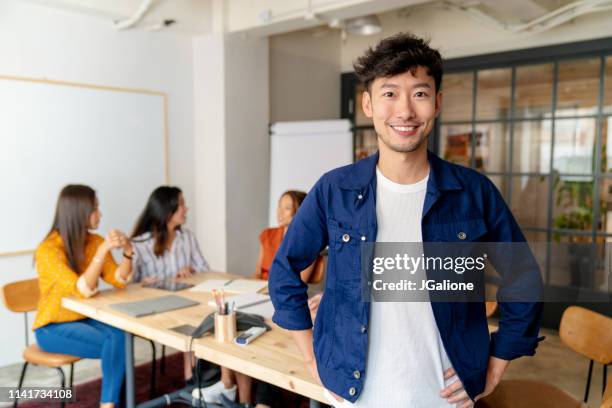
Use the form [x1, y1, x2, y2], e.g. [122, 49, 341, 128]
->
[269, 151, 543, 402]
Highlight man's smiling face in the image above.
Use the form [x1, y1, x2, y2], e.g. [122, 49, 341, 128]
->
[362, 66, 442, 154]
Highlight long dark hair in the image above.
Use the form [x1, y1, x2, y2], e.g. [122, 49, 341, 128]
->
[131, 186, 182, 256]
[45, 184, 97, 274]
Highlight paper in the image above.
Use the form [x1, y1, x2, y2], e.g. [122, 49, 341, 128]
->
[190, 279, 268, 294]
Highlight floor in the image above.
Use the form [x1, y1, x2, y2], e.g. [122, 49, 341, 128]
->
[0, 327, 605, 407]
[497, 324, 605, 407]
[0, 337, 166, 407]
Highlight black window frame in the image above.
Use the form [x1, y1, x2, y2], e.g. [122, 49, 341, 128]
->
[341, 36, 612, 326]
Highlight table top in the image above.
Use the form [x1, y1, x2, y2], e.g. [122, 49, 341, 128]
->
[61, 271, 326, 403]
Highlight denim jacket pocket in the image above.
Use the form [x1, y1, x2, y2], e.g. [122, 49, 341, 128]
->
[426, 218, 488, 242]
[327, 218, 363, 282]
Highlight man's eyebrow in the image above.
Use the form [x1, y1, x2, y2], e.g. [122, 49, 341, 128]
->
[411, 83, 432, 89]
[379, 82, 433, 90]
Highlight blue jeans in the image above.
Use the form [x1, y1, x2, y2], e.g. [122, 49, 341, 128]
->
[35, 318, 126, 404]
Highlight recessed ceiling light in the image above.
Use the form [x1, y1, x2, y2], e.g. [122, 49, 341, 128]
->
[345, 15, 382, 36]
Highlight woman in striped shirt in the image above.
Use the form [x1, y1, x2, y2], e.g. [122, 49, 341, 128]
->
[131, 186, 209, 282]
[130, 186, 209, 383]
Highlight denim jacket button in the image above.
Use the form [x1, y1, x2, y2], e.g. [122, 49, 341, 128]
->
[342, 233, 351, 243]
[353, 370, 361, 379]
[360, 325, 367, 333]
[349, 387, 356, 396]
[358, 194, 363, 200]
[457, 231, 467, 240]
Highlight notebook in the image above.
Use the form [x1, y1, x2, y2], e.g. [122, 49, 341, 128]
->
[190, 279, 268, 294]
[110, 295, 200, 317]
[207, 293, 274, 319]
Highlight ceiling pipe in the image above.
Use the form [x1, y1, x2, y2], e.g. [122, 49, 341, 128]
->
[443, 0, 612, 34]
[113, 0, 155, 30]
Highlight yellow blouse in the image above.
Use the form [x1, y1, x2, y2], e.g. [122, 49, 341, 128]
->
[33, 230, 129, 330]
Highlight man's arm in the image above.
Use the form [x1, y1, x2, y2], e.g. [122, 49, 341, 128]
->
[483, 178, 544, 361]
[269, 176, 329, 331]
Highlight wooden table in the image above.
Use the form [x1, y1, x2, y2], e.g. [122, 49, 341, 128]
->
[61, 272, 326, 407]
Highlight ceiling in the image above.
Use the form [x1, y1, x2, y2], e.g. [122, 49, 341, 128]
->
[461, 0, 585, 23]
[19, 0, 610, 36]
[23, 0, 212, 35]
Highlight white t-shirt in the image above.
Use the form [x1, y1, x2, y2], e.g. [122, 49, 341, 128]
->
[351, 167, 455, 408]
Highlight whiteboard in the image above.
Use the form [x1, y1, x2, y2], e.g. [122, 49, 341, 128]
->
[0, 77, 167, 255]
[269, 120, 353, 226]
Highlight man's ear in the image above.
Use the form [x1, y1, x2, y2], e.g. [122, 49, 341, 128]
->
[361, 90, 373, 118]
[435, 91, 443, 118]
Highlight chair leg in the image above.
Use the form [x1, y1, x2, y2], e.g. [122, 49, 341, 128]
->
[604, 364, 609, 396]
[148, 339, 156, 399]
[13, 362, 29, 407]
[160, 345, 166, 375]
[584, 359, 594, 402]
[55, 367, 65, 408]
[69, 363, 74, 388]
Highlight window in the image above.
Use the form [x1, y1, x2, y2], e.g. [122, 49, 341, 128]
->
[343, 37, 612, 293]
[440, 56, 609, 291]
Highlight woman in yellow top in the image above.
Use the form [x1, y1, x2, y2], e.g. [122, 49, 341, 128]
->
[33, 185, 133, 408]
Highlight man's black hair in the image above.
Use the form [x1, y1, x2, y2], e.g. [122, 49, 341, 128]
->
[353, 32, 443, 92]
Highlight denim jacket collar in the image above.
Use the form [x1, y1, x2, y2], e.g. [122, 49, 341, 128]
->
[338, 150, 463, 194]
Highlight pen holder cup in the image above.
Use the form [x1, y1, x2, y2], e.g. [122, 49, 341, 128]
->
[214, 312, 237, 343]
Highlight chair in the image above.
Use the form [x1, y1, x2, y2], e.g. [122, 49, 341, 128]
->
[560, 306, 612, 402]
[478, 379, 587, 408]
[308, 255, 327, 285]
[1, 279, 81, 408]
[485, 301, 497, 318]
[145, 339, 166, 398]
[602, 378, 612, 408]
[479, 306, 611, 408]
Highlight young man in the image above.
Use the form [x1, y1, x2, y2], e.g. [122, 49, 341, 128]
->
[269, 33, 543, 407]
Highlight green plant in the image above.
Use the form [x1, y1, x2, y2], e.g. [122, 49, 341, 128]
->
[552, 175, 595, 242]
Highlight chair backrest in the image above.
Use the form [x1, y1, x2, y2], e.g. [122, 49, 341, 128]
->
[1, 278, 39, 313]
[485, 301, 498, 318]
[602, 378, 612, 408]
[308, 255, 326, 285]
[559, 306, 612, 365]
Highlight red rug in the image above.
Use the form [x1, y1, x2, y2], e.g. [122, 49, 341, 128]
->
[19, 352, 186, 407]
[17, 352, 313, 407]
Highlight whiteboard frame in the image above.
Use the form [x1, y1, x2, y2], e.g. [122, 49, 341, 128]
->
[0, 75, 169, 258]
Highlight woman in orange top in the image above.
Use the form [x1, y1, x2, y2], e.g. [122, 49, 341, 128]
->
[198, 191, 315, 408]
[254, 190, 314, 282]
[33, 185, 133, 408]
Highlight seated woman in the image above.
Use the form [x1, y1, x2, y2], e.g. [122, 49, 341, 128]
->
[34, 185, 133, 408]
[130, 185, 210, 384]
[254, 190, 314, 282]
[199, 190, 316, 408]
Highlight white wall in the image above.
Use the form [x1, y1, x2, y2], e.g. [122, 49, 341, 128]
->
[224, 35, 270, 277]
[193, 30, 270, 277]
[193, 32, 228, 273]
[340, 6, 612, 71]
[0, 0, 195, 366]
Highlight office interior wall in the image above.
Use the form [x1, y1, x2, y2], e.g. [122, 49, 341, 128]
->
[224, 35, 270, 278]
[193, 33, 228, 274]
[193, 32, 270, 278]
[0, 0, 194, 366]
[269, 28, 342, 123]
